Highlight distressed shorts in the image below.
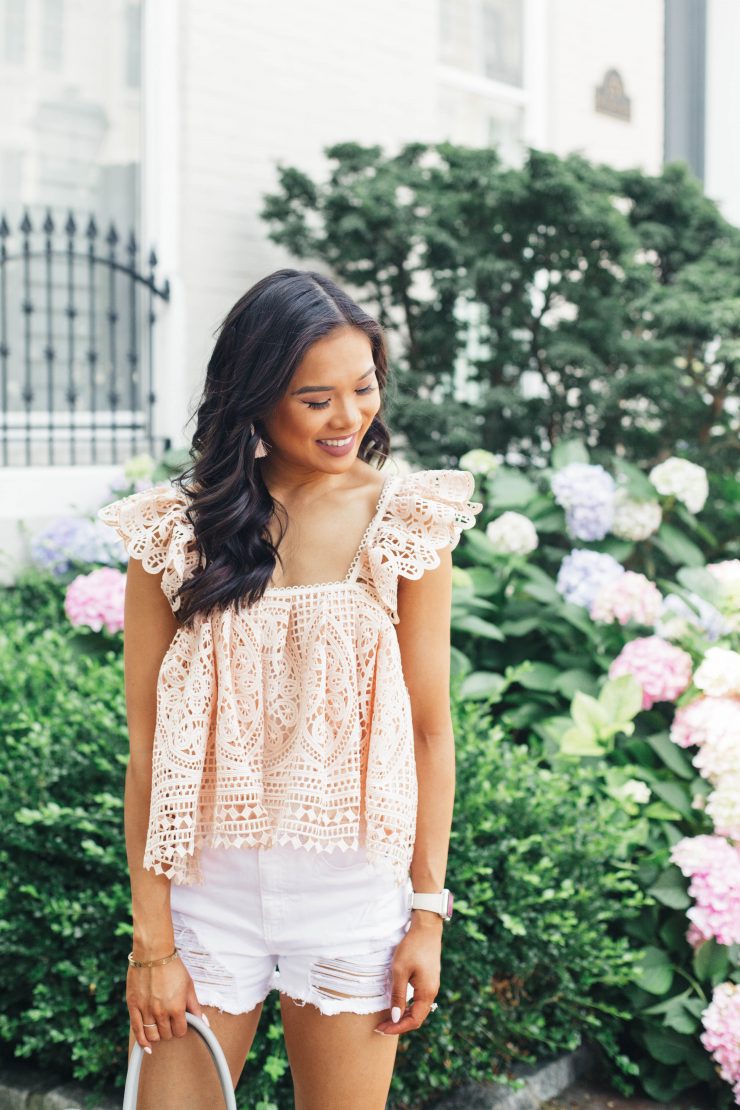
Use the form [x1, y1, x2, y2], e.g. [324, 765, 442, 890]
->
[168, 840, 415, 1017]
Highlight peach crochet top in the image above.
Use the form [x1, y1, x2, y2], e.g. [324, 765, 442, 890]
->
[97, 468, 483, 886]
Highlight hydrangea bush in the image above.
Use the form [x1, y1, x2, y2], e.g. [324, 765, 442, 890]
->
[457, 440, 739, 1106]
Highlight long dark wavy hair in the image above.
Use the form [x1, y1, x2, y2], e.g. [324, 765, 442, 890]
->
[171, 269, 392, 627]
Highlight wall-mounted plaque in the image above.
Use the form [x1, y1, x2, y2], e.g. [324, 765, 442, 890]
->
[594, 68, 631, 121]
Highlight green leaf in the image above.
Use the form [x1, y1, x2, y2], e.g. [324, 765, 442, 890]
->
[462, 530, 501, 566]
[652, 523, 705, 568]
[693, 937, 730, 984]
[498, 617, 542, 637]
[552, 670, 600, 698]
[643, 1028, 693, 1065]
[498, 911, 527, 936]
[516, 663, 560, 691]
[459, 671, 507, 701]
[675, 566, 724, 607]
[647, 866, 690, 910]
[571, 691, 609, 735]
[645, 732, 696, 780]
[452, 614, 505, 641]
[559, 728, 607, 757]
[598, 674, 643, 723]
[643, 801, 684, 821]
[632, 946, 674, 995]
[612, 459, 658, 500]
[648, 780, 693, 818]
[519, 565, 561, 604]
[534, 715, 577, 747]
[488, 469, 538, 509]
[551, 439, 590, 469]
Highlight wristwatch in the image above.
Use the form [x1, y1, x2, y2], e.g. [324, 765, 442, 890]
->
[410, 889, 454, 923]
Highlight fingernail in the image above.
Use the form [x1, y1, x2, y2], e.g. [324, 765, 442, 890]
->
[374, 1028, 389, 1036]
[144, 1046, 153, 1055]
[391, 1006, 401, 1023]
[201, 1014, 211, 1028]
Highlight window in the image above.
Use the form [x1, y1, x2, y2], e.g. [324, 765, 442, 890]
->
[42, 0, 64, 71]
[3, 0, 26, 64]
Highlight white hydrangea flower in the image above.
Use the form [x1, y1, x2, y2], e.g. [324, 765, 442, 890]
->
[705, 776, 740, 840]
[485, 511, 538, 555]
[707, 560, 740, 634]
[693, 733, 740, 785]
[619, 779, 652, 804]
[694, 646, 740, 698]
[459, 449, 499, 476]
[648, 457, 708, 514]
[611, 488, 662, 541]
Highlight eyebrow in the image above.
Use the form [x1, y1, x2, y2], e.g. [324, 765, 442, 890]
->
[290, 365, 376, 395]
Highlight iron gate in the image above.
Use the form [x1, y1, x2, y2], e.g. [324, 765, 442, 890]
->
[0, 207, 170, 467]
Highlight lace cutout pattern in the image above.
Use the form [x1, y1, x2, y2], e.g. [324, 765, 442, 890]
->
[96, 469, 483, 886]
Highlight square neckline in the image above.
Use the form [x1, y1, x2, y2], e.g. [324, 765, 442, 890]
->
[263, 471, 399, 594]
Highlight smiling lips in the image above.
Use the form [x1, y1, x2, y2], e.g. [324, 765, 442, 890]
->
[315, 431, 358, 456]
[317, 434, 355, 446]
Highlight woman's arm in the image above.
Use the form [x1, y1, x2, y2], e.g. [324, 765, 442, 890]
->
[395, 543, 456, 932]
[373, 546, 455, 1036]
[122, 556, 180, 959]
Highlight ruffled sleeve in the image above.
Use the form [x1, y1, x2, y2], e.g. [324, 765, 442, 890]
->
[364, 468, 483, 624]
[96, 483, 201, 613]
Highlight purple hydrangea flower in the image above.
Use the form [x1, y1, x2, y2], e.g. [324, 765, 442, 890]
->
[556, 548, 625, 608]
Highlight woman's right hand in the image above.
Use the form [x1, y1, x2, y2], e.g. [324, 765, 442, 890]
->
[127, 957, 210, 1052]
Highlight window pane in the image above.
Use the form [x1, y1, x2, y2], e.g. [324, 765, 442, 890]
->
[481, 0, 523, 86]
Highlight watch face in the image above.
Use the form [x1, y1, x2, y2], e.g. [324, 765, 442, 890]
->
[445, 891, 454, 919]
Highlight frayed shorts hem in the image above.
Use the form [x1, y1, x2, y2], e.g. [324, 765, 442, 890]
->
[274, 984, 391, 1017]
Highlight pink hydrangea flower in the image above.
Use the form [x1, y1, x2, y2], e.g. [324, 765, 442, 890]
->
[670, 835, 740, 947]
[670, 695, 740, 749]
[65, 566, 126, 634]
[590, 571, 663, 626]
[700, 981, 740, 1103]
[608, 636, 693, 710]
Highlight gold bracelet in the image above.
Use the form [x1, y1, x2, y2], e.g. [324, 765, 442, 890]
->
[127, 947, 180, 969]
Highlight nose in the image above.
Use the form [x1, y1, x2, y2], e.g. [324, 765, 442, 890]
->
[327, 399, 365, 430]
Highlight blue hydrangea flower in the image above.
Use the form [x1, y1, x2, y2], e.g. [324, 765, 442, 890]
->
[556, 548, 625, 608]
[564, 503, 615, 542]
[658, 593, 729, 643]
[30, 517, 125, 577]
[551, 463, 617, 541]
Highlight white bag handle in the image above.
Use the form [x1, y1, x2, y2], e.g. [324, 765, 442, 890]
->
[121, 1013, 237, 1109]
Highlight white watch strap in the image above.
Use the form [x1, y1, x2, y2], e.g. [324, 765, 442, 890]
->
[410, 891, 448, 916]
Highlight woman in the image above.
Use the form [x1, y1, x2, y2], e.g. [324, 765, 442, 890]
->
[98, 268, 482, 1109]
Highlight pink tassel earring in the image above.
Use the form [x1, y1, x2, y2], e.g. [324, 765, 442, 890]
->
[252, 422, 269, 458]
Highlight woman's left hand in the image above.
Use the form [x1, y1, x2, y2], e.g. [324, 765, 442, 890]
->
[373, 914, 442, 1036]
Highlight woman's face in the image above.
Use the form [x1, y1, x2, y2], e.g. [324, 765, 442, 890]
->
[260, 326, 381, 473]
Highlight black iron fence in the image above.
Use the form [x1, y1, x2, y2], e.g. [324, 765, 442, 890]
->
[0, 207, 170, 467]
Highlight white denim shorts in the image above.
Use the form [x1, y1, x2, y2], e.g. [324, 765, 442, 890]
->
[168, 841, 415, 1017]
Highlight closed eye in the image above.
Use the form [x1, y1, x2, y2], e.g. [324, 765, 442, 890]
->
[304, 384, 377, 410]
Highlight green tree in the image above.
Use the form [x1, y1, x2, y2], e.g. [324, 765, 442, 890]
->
[260, 143, 740, 476]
